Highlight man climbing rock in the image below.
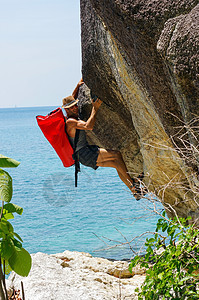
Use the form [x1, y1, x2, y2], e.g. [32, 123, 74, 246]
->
[62, 79, 146, 200]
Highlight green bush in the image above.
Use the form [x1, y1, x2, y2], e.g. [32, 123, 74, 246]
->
[129, 212, 199, 299]
[0, 155, 32, 299]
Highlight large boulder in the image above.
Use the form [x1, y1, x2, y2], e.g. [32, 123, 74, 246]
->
[79, 0, 199, 221]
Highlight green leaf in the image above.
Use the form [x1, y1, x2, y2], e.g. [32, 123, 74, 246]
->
[0, 219, 13, 234]
[187, 246, 192, 252]
[7, 221, 14, 232]
[0, 169, 12, 202]
[0, 230, 5, 238]
[158, 272, 164, 280]
[162, 223, 168, 232]
[148, 238, 155, 243]
[8, 247, 32, 277]
[179, 276, 192, 284]
[3, 212, 14, 220]
[129, 264, 132, 273]
[0, 240, 15, 260]
[0, 155, 20, 168]
[13, 232, 23, 243]
[3, 203, 23, 215]
[12, 238, 22, 249]
[3, 259, 12, 275]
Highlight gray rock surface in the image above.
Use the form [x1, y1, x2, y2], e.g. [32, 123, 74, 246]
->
[157, 5, 199, 123]
[7, 251, 145, 300]
[80, 0, 199, 221]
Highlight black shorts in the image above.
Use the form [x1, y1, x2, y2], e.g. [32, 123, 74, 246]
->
[76, 145, 99, 170]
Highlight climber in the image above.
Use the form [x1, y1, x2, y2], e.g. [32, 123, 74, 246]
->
[62, 79, 145, 200]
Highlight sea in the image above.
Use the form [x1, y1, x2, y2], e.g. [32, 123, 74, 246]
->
[0, 106, 162, 260]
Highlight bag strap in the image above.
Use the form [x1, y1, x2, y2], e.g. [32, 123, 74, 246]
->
[64, 116, 80, 187]
[74, 129, 80, 187]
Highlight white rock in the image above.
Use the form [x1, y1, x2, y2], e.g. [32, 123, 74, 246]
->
[7, 250, 145, 300]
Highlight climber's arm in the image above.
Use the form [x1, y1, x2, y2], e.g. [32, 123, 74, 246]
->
[72, 79, 84, 99]
[67, 99, 102, 131]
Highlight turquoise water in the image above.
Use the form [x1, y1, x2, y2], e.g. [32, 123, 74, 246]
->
[0, 107, 161, 260]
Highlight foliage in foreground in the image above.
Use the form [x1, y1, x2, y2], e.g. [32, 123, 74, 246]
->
[129, 212, 199, 299]
[0, 155, 32, 299]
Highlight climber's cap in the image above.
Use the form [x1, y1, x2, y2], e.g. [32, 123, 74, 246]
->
[62, 96, 79, 109]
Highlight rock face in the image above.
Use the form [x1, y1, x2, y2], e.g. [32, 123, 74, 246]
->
[80, 0, 199, 221]
[7, 251, 145, 300]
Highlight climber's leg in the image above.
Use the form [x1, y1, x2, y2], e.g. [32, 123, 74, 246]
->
[96, 149, 135, 192]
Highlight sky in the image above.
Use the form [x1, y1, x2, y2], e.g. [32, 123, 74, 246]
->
[0, 0, 81, 108]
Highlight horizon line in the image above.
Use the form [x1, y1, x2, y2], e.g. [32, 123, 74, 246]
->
[0, 105, 60, 109]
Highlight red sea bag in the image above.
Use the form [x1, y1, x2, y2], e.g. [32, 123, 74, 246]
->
[36, 108, 74, 167]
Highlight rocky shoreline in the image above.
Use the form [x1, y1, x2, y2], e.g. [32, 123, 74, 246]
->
[7, 250, 146, 300]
